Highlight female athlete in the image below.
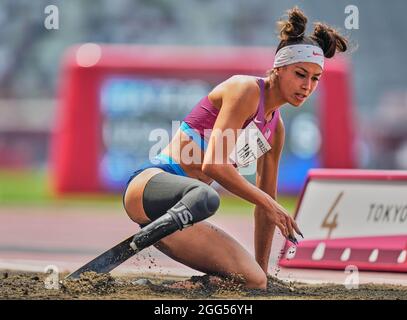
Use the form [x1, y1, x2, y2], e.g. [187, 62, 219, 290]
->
[123, 7, 348, 290]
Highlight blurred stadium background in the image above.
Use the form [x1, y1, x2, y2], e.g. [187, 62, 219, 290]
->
[1, 0, 406, 207]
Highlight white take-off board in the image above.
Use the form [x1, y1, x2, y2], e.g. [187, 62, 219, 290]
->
[278, 169, 407, 272]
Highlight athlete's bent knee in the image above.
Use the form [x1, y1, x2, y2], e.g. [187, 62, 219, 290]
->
[245, 272, 267, 290]
[205, 186, 221, 214]
[130, 185, 220, 251]
[166, 185, 220, 229]
[176, 185, 220, 224]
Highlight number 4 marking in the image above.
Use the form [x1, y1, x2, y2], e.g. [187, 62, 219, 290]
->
[321, 191, 344, 239]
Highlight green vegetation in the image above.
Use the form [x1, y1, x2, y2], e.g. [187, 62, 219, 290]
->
[0, 170, 298, 215]
[0, 170, 121, 207]
[219, 194, 298, 216]
[0, 169, 51, 204]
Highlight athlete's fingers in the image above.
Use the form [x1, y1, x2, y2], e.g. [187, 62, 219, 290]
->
[284, 219, 295, 244]
[286, 215, 297, 235]
[284, 215, 299, 245]
[286, 215, 303, 238]
[285, 215, 295, 238]
[291, 218, 303, 238]
[276, 221, 288, 238]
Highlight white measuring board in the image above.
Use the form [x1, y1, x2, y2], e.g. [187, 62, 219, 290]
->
[278, 169, 407, 272]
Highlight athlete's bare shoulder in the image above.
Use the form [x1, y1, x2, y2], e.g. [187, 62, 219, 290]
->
[208, 75, 260, 108]
[225, 74, 260, 86]
[214, 74, 259, 95]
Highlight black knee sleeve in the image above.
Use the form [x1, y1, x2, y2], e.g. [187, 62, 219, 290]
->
[142, 172, 220, 228]
[167, 185, 220, 229]
[129, 173, 220, 252]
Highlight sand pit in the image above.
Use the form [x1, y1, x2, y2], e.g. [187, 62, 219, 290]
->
[1, 270, 407, 300]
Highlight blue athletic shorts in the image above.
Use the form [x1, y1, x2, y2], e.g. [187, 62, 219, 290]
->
[123, 153, 187, 197]
[127, 154, 187, 182]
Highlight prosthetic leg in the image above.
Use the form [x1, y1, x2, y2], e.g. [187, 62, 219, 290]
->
[66, 184, 220, 279]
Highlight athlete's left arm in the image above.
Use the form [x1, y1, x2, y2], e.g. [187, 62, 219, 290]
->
[254, 116, 286, 272]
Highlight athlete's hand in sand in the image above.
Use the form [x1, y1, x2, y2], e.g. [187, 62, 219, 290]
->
[266, 197, 303, 245]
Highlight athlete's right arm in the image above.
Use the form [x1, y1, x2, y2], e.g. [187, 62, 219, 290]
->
[201, 76, 290, 237]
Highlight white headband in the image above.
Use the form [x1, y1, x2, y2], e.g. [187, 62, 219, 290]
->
[273, 44, 324, 70]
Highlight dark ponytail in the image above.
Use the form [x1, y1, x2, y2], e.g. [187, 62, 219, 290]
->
[310, 22, 348, 58]
[277, 6, 307, 43]
[276, 6, 348, 59]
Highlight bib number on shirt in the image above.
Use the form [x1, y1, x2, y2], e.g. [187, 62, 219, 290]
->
[229, 121, 272, 168]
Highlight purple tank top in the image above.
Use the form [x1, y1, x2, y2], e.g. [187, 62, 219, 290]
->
[183, 78, 280, 144]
